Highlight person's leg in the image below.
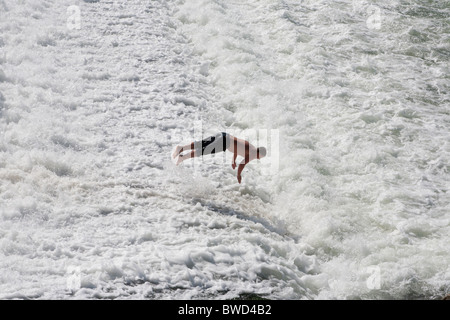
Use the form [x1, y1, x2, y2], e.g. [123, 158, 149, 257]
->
[176, 149, 198, 165]
[175, 134, 215, 165]
[172, 142, 195, 159]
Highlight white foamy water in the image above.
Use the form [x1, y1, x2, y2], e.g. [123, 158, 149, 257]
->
[0, 0, 448, 299]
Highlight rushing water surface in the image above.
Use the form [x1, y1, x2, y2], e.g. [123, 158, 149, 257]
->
[0, 0, 448, 299]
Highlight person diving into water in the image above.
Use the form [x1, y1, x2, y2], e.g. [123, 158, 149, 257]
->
[172, 132, 267, 184]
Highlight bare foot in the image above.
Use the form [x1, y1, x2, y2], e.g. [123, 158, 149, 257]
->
[172, 145, 182, 159]
[176, 155, 183, 166]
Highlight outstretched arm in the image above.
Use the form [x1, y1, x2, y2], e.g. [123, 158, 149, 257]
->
[232, 150, 238, 169]
[231, 137, 238, 169]
[235, 140, 253, 184]
[237, 162, 246, 184]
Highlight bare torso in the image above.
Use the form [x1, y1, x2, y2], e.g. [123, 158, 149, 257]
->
[227, 134, 258, 162]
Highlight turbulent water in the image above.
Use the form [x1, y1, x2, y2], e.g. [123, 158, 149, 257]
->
[0, 0, 449, 299]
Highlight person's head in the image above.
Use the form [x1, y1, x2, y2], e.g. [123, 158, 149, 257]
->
[257, 147, 267, 159]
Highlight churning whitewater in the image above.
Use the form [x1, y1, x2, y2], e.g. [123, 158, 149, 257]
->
[0, 0, 449, 299]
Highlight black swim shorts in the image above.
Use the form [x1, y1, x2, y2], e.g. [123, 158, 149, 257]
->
[195, 132, 231, 156]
